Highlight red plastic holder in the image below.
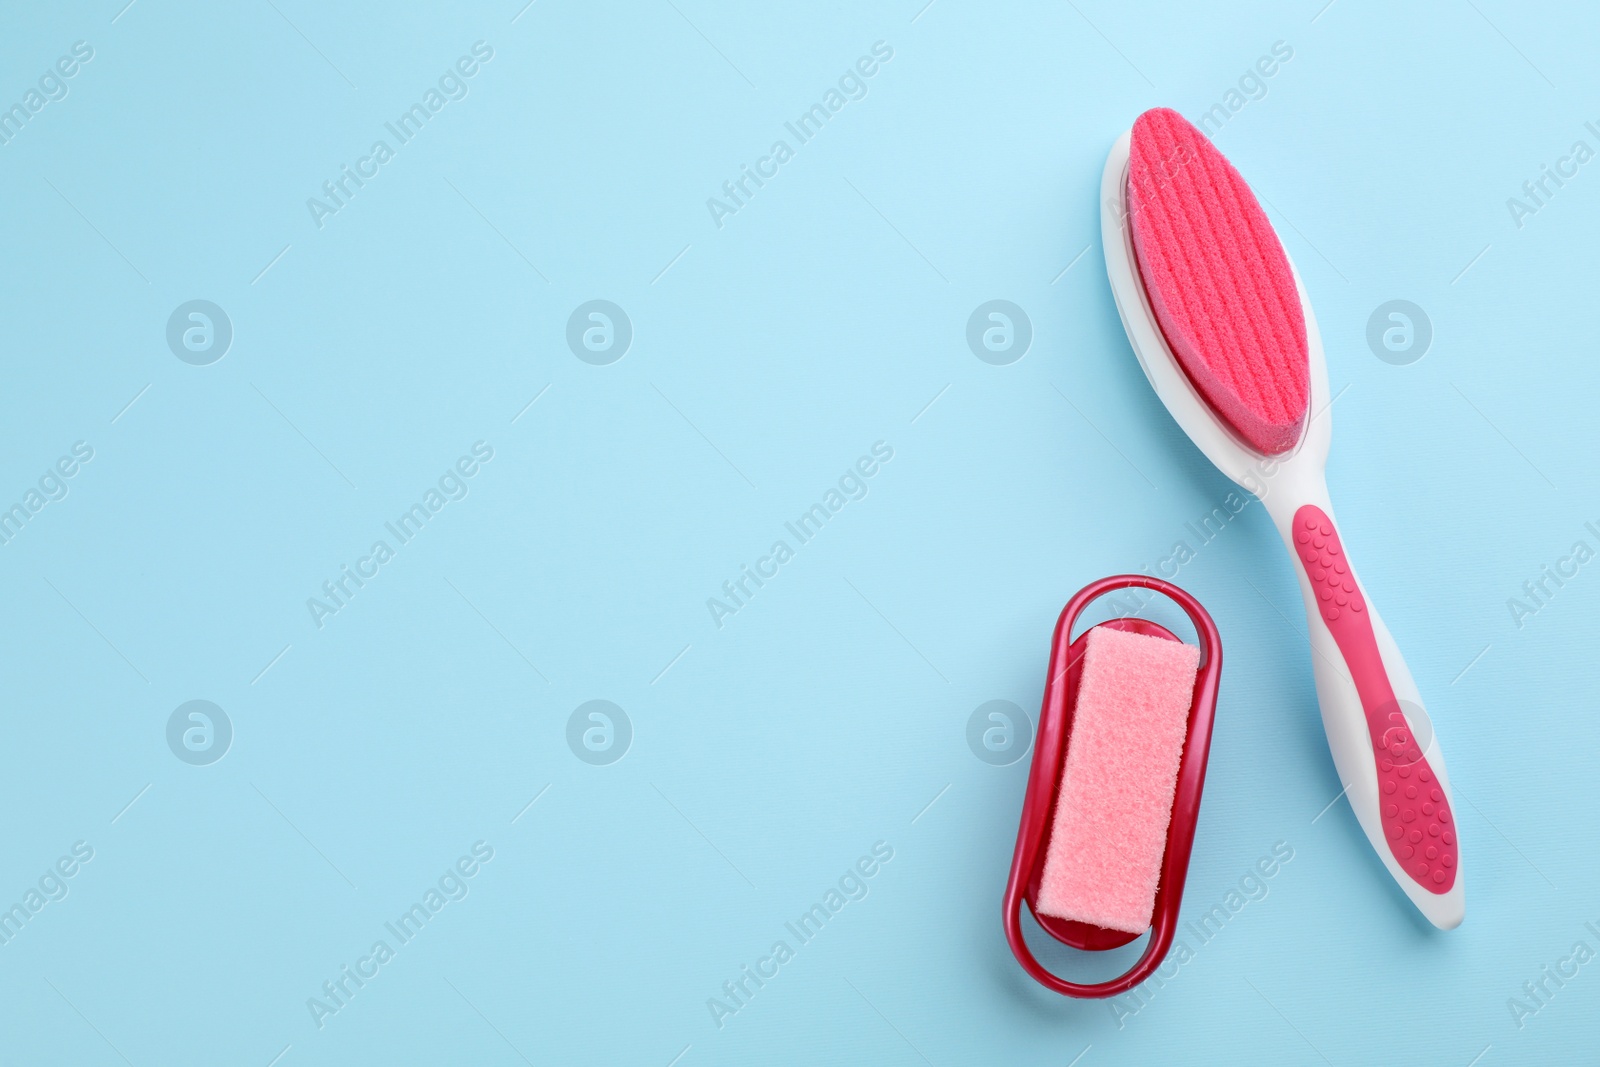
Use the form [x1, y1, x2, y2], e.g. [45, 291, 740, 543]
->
[1002, 575, 1222, 998]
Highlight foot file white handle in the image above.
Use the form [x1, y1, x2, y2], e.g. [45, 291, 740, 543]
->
[1269, 483, 1465, 929]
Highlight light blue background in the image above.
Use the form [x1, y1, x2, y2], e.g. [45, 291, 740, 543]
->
[2, 0, 1595, 1063]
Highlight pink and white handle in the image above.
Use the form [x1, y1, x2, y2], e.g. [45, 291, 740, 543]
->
[1273, 495, 1465, 928]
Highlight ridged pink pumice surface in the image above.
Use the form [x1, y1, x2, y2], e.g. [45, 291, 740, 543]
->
[1127, 107, 1310, 456]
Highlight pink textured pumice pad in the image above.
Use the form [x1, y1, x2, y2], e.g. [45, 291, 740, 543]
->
[1036, 626, 1201, 934]
[1127, 107, 1310, 456]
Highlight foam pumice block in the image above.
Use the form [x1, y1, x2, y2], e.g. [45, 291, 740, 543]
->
[1035, 626, 1201, 934]
[1127, 107, 1309, 456]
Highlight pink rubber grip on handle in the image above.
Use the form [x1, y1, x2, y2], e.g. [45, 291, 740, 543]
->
[1293, 506, 1456, 893]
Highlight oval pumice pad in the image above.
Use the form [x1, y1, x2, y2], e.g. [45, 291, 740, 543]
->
[1127, 107, 1310, 456]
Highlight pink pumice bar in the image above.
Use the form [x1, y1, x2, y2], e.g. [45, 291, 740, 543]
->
[1035, 625, 1200, 934]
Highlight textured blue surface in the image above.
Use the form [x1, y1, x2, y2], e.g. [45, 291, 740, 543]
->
[2, 1, 1597, 1063]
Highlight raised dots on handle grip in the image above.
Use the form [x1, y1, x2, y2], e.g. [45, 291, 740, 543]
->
[1295, 504, 1457, 893]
